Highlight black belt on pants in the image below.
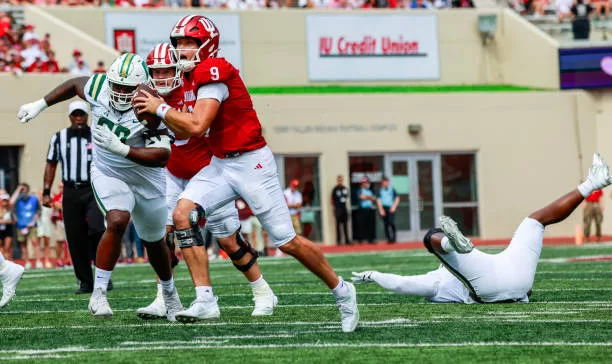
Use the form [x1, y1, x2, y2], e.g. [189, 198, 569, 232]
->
[63, 181, 91, 190]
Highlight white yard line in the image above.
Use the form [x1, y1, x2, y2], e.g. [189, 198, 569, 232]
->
[1, 341, 611, 358]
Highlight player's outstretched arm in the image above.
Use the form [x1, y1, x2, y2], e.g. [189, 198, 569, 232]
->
[352, 271, 437, 298]
[18, 77, 89, 123]
[133, 90, 220, 137]
[93, 125, 171, 168]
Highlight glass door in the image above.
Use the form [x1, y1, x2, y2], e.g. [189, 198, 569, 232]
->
[386, 154, 441, 241]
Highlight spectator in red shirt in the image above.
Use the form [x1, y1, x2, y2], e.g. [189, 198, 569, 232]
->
[583, 189, 603, 242]
[93, 60, 106, 74]
[42, 51, 61, 73]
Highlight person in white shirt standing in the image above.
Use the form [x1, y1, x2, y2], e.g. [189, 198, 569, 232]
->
[283, 179, 303, 235]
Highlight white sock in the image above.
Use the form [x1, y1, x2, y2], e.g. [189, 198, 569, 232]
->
[578, 179, 595, 198]
[156, 283, 163, 297]
[440, 236, 455, 253]
[0, 253, 5, 272]
[195, 286, 213, 301]
[160, 278, 175, 294]
[331, 278, 350, 299]
[249, 275, 271, 293]
[93, 267, 112, 291]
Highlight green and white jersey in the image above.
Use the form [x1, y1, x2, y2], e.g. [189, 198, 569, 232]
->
[84, 74, 165, 199]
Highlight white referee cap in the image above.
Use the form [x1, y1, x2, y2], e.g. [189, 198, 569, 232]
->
[68, 100, 89, 116]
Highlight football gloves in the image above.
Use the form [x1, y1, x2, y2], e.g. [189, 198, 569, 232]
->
[93, 125, 130, 157]
[351, 271, 379, 285]
[17, 98, 48, 123]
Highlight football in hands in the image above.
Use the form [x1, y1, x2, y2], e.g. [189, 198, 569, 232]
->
[133, 83, 162, 130]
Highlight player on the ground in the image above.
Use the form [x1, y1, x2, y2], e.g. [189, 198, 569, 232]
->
[0, 253, 24, 308]
[17, 53, 182, 320]
[136, 43, 276, 320]
[133, 15, 358, 332]
[352, 153, 612, 304]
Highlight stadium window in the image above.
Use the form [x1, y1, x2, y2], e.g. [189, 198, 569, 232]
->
[441, 153, 479, 236]
[348, 155, 386, 240]
[0, 146, 21, 193]
[275, 155, 323, 242]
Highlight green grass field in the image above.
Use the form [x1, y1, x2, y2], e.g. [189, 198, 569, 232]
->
[248, 85, 539, 94]
[1, 244, 611, 363]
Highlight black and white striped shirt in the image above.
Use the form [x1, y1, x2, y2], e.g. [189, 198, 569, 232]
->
[46, 127, 93, 183]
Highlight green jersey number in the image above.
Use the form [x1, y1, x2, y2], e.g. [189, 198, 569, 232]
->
[97, 117, 130, 143]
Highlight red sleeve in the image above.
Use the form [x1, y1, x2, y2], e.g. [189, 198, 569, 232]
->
[192, 58, 235, 90]
[389, 0, 397, 7]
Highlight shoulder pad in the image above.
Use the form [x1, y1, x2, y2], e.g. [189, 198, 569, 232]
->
[86, 74, 106, 102]
[193, 58, 235, 88]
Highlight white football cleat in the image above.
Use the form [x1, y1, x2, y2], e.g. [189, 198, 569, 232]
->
[351, 271, 378, 285]
[175, 297, 220, 323]
[251, 291, 278, 317]
[163, 288, 183, 322]
[0, 261, 24, 308]
[88, 287, 113, 319]
[439, 216, 474, 254]
[136, 291, 166, 320]
[336, 281, 359, 333]
[587, 153, 612, 190]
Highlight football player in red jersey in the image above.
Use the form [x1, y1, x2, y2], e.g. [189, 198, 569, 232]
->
[136, 43, 277, 321]
[134, 15, 359, 332]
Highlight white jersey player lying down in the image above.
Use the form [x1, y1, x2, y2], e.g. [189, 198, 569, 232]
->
[352, 153, 612, 304]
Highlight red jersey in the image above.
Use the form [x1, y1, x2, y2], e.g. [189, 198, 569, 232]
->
[163, 83, 213, 180]
[191, 58, 266, 158]
[586, 189, 603, 203]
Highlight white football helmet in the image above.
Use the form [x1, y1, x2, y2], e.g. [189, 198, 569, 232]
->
[146, 43, 181, 96]
[106, 53, 149, 111]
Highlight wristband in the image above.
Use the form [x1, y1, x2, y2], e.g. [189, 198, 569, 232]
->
[156, 103, 171, 120]
[43, 188, 51, 196]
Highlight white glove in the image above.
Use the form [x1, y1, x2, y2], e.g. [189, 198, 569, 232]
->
[18, 98, 48, 123]
[351, 271, 379, 285]
[93, 125, 130, 157]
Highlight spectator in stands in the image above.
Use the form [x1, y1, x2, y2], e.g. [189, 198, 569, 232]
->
[571, 0, 594, 39]
[42, 50, 60, 72]
[0, 192, 14, 261]
[93, 60, 105, 73]
[592, 0, 609, 19]
[11, 183, 41, 269]
[22, 24, 37, 42]
[451, 0, 473, 7]
[377, 176, 399, 244]
[357, 177, 377, 244]
[331, 175, 350, 245]
[37, 190, 53, 268]
[433, 0, 451, 8]
[21, 39, 47, 69]
[67, 49, 89, 74]
[557, 0, 574, 22]
[583, 189, 603, 242]
[51, 182, 68, 267]
[284, 179, 303, 235]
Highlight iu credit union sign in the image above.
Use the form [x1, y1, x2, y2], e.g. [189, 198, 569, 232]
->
[306, 14, 440, 81]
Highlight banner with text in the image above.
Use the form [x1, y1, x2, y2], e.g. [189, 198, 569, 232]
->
[105, 12, 242, 71]
[306, 14, 439, 81]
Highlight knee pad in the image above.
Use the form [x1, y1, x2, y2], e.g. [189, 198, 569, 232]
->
[226, 229, 258, 272]
[188, 205, 206, 226]
[165, 231, 179, 268]
[205, 204, 240, 239]
[174, 226, 205, 249]
[423, 228, 444, 254]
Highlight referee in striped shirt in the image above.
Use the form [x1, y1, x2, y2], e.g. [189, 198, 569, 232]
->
[42, 100, 106, 294]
